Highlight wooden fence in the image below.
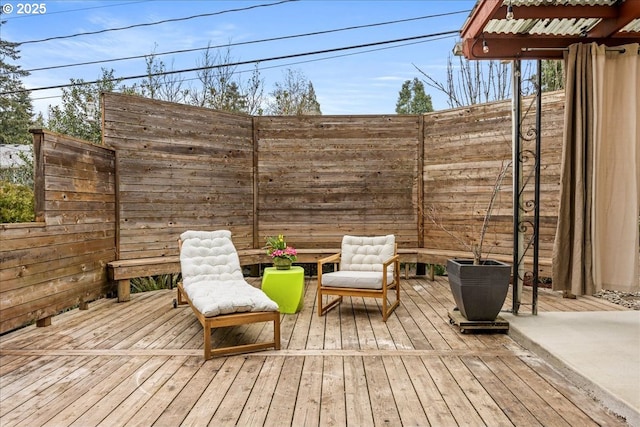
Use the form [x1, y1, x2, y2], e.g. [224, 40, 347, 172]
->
[423, 92, 565, 258]
[0, 91, 565, 333]
[0, 130, 116, 333]
[103, 91, 563, 259]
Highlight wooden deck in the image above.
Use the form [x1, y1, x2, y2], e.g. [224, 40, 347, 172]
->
[0, 276, 630, 427]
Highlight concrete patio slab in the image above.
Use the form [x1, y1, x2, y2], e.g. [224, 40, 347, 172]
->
[503, 311, 640, 426]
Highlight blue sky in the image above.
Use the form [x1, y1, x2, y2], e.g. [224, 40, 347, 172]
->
[1, 0, 477, 116]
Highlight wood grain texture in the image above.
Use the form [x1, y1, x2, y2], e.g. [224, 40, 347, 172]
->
[0, 130, 116, 333]
[0, 277, 628, 427]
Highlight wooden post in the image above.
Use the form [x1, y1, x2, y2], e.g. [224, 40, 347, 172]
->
[118, 279, 131, 302]
[36, 317, 51, 327]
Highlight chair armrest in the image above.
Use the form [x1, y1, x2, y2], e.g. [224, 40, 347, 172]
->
[382, 254, 400, 270]
[318, 252, 341, 266]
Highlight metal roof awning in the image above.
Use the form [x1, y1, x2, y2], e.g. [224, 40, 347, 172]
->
[459, 0, 640, 60]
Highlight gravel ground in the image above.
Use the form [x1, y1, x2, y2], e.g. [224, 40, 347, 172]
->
[593, 290, 640, 310]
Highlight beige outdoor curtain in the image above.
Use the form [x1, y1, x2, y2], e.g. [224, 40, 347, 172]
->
[553, 42, 640, 295]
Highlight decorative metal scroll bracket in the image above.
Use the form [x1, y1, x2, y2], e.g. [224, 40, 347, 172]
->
[512, 60, 542, 315]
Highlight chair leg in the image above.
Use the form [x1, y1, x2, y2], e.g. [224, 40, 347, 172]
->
[204, 325, 212, 360]
[274, 314, 281, 350]
[382, 280, 401, 322]
[177, 286, 187, 306]
[318, 290, 342, 316]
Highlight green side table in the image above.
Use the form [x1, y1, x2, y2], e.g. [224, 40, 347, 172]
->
[261, 266, 305, 314]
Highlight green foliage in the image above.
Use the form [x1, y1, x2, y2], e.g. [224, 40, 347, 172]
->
[0, 180, 34, 223]
[130, 273, 181, 293]
[540, 60, 564, 92]
[428, 263, 446, 276]
[47, 68, 123, 144]
[0, 38, 35, 145]
[396, 78, 433, 114]
[267, 69, 321, 115]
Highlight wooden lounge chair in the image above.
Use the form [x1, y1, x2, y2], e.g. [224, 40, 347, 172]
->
[317, 234, 400, 321]
[176, 230, 280, 360]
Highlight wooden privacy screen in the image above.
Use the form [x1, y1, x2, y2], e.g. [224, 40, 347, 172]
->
[0, 130, 117, 333]
[255, 115, 421, 249]
[423, 92, 565, 258]
[0, 91, 565, 334]
[103, 92, 564, 260]
[102, 94, 255, 259]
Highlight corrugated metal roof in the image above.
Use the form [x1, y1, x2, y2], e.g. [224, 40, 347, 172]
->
[621, 19, 640, 32]
[484, 17, 602, 36]
[509, 0, 618, 6]
[485, 0, 631, 37]
[459, 0, 640, 60]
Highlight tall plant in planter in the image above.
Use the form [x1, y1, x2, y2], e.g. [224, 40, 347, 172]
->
[429, 161, 512, 321]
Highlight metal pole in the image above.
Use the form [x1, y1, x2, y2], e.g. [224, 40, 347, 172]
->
[512, 60, 522, 314]
[532, 59, 542, 315]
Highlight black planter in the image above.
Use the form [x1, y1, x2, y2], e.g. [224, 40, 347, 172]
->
[446, 259, 511, 321]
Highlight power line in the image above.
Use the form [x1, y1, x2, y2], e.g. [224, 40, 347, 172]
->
[21, 10, 469, 73]
[6, 30, 459, 95]
[16, 0, 297, 45]
[29, 34, 458, 103]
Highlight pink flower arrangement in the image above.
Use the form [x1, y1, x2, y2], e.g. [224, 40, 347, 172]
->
[265, 234, 298, 261]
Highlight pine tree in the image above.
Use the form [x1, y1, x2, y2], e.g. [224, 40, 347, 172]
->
[0, 38, 35, 145]
[395, 78, 433, 114]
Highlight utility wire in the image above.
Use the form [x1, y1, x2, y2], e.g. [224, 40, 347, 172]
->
[29, 34, 457, 102]
[21, 10, 469, 73]
[4, 30, 459, 95]
[16, 0, 297, 45]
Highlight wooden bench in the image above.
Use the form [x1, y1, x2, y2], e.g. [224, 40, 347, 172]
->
[108, 248, 552, 302]
[405, 249, 553, 280]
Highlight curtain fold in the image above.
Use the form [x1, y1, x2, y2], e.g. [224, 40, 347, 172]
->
[553, 43, 640, 295]
[553, 43, 594, 295]
[591, 44, 640, 292]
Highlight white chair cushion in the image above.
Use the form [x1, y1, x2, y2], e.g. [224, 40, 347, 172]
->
[184, 279, 278, 317]
[321, 270, 395, 290]
[340, 234, 395, 273]
[180, 230, 278, 316]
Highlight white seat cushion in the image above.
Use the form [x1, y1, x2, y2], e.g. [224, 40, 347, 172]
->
[180, 230, 278, 317]
[321, 270, 395, 290]
[184, 279, 278, 317]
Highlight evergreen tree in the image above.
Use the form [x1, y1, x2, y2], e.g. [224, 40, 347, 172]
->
[0, 38, 34, 145]
[396, 78, 433, 114]
[540, 60, 564, 92]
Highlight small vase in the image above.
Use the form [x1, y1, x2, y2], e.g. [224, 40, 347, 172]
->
[273, 257, 292, 270]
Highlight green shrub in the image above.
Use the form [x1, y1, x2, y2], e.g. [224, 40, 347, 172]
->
[429, 263, 447, 276]
[0, 180, 35, 223]
[130, 273, 181, 293]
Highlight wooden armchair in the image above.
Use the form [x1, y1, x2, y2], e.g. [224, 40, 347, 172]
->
[317, 235, 401, 321]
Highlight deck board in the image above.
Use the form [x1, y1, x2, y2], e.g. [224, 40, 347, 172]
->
[0, 276, 630, 427]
